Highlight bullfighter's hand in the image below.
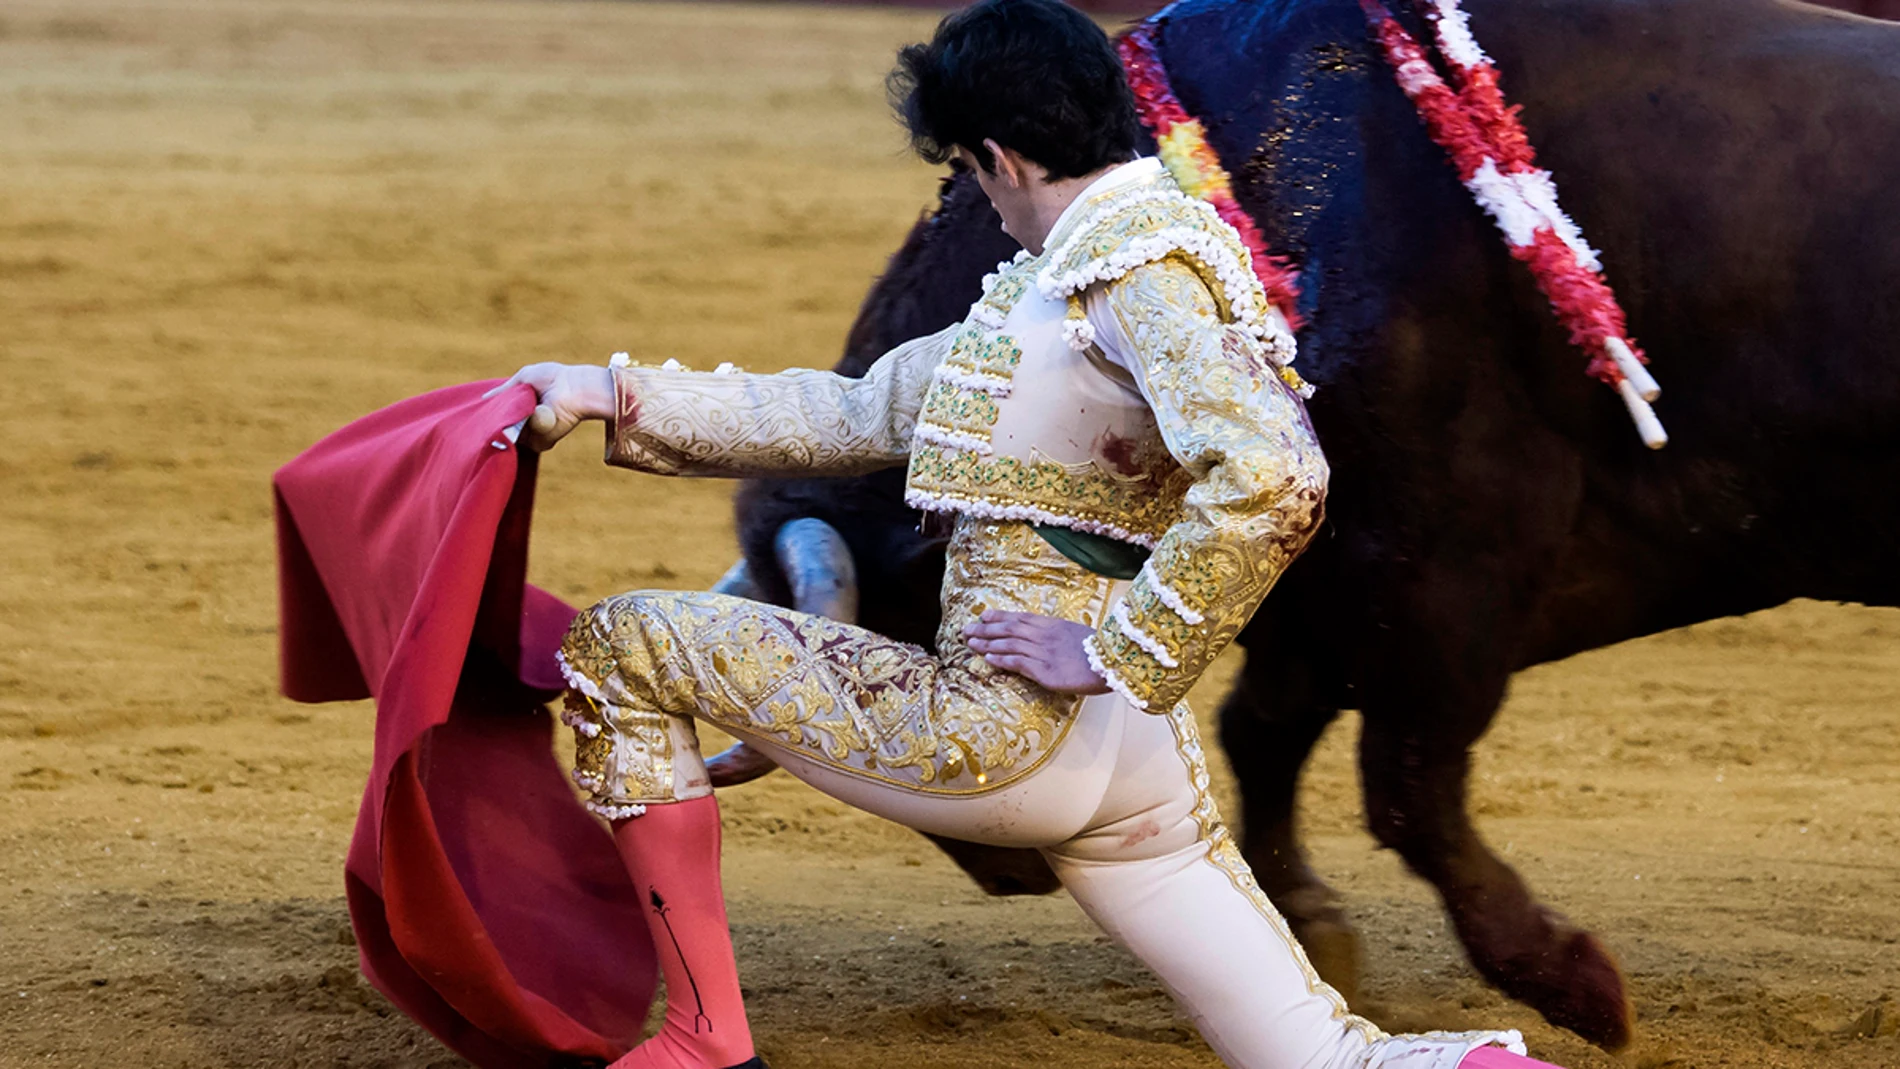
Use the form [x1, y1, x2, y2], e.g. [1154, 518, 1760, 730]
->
[484, 362, 616, 452]
[963, 610, 1111, 696]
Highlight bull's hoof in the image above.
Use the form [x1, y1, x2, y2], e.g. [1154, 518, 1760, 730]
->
[1277, 885, 1363, 1001]
[1496, 927, 1633, 1051]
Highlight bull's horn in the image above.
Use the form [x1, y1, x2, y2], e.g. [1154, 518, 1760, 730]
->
[704, 738, 780, 788]
[711, 559, 764, 601]
[1605, 337, 1660, 403]
[774, 517, 859, 624]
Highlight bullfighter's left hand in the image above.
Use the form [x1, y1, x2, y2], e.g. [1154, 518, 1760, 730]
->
[484, 362, 616, 453]
[963, 610, 1111, 695]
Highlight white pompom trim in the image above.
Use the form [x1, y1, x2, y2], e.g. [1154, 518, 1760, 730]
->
[913, 423, 994, 456]
[585, 801, 649, 821]
[968, 303, 1008, 330]
[930, 365, 1014, 397]
[1038, 208, 1298, 370]
[553, 649, 653, 822]
[555, 649, 607, 703]
[900, 489, 1160, 549]
[1140, 561, 1206, 626]
[1084, 633, 1148, 711]
[1062, 317, 1097, 352]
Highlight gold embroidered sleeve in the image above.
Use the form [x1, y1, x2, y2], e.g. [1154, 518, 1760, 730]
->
[1083, 258, 1328, 711]
[606, 324, 955, 478]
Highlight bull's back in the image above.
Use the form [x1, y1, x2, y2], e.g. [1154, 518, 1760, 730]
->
[1159, 0, 1900, 664]
[1470, 0, 1900, 388]
[1464, 0, 1900, 621]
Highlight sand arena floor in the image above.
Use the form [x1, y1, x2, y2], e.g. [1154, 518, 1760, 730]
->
[0, 1, 1896, 1066]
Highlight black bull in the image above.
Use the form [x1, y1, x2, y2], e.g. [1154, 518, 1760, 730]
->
[725, 0, 1900, 1050]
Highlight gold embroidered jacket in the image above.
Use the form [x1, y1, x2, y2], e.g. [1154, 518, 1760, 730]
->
[605, 159, 1327, 713]
[1076, 258, 1326, 712]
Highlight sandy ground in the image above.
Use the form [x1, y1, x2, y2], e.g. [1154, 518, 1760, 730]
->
[0, 2, 1895, 1067]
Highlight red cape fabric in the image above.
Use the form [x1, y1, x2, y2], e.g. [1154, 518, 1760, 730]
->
[274, 381, 657, 1067]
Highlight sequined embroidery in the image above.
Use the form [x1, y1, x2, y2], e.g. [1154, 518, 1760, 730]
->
[914, 255, 1037, 454]
[905, 441, 1193, 549]
[1082, 258, 1329, 713]
[560, 520, 1115, 799]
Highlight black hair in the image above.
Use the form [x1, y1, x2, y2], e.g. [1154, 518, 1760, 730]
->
[889, 0, 1140, 181]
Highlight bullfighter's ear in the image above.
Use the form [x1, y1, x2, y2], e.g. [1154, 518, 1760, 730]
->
[983, 138, 1027, 188]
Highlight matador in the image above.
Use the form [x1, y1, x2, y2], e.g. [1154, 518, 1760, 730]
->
[494, 3, 1570, 1069]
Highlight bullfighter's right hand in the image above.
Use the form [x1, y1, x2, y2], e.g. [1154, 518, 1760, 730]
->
[485, 362, 617, 453]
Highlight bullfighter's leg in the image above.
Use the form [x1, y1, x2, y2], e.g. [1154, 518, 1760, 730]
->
[562, 594, 1551, 1069]
[554, 523, 1567, 1066]
[555, 522, 1120, 1069]
[1217, 638, 1358, 999]
[554, 637, 754, 1069]
[603, 796, 757, 1069]
[1357, 646, 1632, 1049]
[1045, 702, 1544, 1069]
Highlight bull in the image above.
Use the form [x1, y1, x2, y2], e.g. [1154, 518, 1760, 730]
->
[707, 0, 1900, 1050]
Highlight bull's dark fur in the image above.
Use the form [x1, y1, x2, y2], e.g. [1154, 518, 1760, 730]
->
[733, 0, 1900, 1048]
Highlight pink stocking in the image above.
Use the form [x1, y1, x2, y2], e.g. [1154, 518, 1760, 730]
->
[1459, 1047, 1568, 1069]
[608, 796, 758, 1069]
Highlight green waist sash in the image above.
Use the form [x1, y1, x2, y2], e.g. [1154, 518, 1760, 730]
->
[1032, 524, 1151, 581]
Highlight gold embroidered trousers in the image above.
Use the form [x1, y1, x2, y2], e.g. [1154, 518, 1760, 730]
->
[559, 521, 1112, 804]
[555, 518, 1522, 1069]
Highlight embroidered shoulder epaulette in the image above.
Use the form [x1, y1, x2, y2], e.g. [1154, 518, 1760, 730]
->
[1036, 182, 1308, 396]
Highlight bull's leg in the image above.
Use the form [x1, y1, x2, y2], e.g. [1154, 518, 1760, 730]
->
[919, 831, 1063, 895]
[1217, 650, 1359, 1000]
[1358, 682, 1631, 1049]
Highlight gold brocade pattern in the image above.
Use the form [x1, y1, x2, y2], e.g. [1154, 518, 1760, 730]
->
[1084, 257, 1328, 712]
[907, 225, 1197, 545]
[904, 441, 1191, 546]
[565, 689, 676, 804]
[1044, 197, 1247, 318]
[917, 381, 1002, 446]
[933, 326, 1025, 394]
[983, 263, 1034, 313]
[1163, 703, 1387, 1045]
[1037, 166, 1305, 395]
[560, 520, 1115, 799]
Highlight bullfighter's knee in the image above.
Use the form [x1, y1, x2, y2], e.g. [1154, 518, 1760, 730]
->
[555, 592, 712, 819]
[558, 590, 697, 696]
